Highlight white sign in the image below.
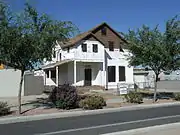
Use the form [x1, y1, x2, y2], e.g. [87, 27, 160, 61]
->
[117, 83, 128, 95]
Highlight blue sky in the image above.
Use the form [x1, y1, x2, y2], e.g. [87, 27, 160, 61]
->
[6, 0, 180, 33]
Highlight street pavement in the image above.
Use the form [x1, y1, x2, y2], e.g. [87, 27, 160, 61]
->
[1, 105, 180, 135]
[103, 122, 180, 135]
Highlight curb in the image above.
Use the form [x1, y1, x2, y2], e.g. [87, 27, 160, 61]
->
[0, 102, 180, 124]
[102, 122, 180, 135]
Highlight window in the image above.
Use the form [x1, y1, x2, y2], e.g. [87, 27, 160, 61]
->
[46, 70, 49, 78]
[108, 41, 114, 51]
[53, 50, 56, 58]
[67, 47, 70, 53]
[119, 45, 124, 52]
[108, 66, 116, 82]
[164, 71, 170, 75]
[101, 27, 107, 35]
[119, 66, 126, 81]
[51, 70, 56, 78]
[59, 53, 62, 61]
[93, 44, 98, 53]
[82, 43, 87, 52]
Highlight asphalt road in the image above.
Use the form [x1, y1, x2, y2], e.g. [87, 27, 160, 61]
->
[1, 105, 180, 135]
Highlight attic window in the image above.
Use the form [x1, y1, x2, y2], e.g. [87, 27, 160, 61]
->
[108, 41, 114, 51]
[82, 43, 87, 52]
[119, 46, 123, 52]
[101, 27, 107, 35]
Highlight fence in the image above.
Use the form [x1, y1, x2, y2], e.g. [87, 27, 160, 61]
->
[24, 72, 45, 96]
[116, 82, 134, 95]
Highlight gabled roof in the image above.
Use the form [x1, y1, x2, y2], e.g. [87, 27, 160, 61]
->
[90, 22, 127, 43]
[59, 32, 105, 48]
[59, 22, 127, 49]
[58, 31, 90, 48]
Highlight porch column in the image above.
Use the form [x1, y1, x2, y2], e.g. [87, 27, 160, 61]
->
[56, 66, 59, 86]
[116, 65, 119, 83]
[74, 60, 76, 86]
[49, 70, 51, 78]
[103, 62, 106, 88]
[44, 71, 46, 86]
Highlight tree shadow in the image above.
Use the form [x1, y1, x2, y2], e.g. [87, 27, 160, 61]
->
[20, 97, 55, 114]
[139, 91, 175, 100]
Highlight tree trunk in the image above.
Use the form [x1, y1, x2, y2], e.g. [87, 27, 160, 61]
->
[153, 74, 158, 103]
[18, 70, 25, 115]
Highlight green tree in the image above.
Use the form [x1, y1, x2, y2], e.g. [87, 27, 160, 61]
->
[0, 2, 79, 114]
[123, 16, 180, 102]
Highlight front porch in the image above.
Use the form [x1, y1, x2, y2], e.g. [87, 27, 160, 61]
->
[42, 60, 106, 87]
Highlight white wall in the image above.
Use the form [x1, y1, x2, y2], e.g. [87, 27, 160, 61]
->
[0, 69, 24, 97]
[75, 62, 103, 86]
[58, 64, 68, 85]
[74, 40, 105, 62]
[92, 63, 103, 85]
[134, 75, 146, 89]
[106, 48, 134, 89]
[67, 62, 74, 85]
[61, 47, 75, 60]
[42, 40, 134, 89]
[44, 40, 105, 64]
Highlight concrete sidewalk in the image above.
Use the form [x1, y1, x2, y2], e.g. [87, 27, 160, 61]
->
[103, 122, 180, 135]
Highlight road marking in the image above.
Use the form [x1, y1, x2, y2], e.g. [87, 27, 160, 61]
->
[101, 122, 180, 135]
[34, 114, 180, 135]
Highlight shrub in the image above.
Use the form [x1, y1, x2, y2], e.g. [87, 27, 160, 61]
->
[79, 95, 106, 110]
[174, 93, 180, 101]
[124, 91, 143, 104]
[49, 84, 79, 109]
[78, 94, 89, 101]
[0, 102, 10, 116]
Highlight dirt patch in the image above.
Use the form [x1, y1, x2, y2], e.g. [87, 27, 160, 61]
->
[106, 99, 177, 108]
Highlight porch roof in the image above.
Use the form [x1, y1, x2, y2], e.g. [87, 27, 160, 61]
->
[42, 59, 73, 70]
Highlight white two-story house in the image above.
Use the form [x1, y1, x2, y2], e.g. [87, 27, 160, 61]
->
[41, 22, 134, 90]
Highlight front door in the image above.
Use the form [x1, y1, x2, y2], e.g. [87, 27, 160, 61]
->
[84, 68, 92, 86]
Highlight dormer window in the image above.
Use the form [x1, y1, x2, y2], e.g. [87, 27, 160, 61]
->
[101, 27, 107, 36]
[82, 43, 87, 52]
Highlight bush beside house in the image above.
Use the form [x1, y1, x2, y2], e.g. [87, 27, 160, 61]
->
[124, 91, 143, 104]
[49, 84, 79, 109]
[0, 102, 10, 116]
[49, 84, 107, 110]
[174, 93, 180, 101]
[79, 95, 106, 110]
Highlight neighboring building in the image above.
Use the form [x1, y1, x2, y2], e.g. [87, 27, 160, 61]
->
[159, 70, 180, 81]
[133, 66, 180, 91]
[0, 65, 25, 97]
[133, 68, 155, 89]
[41, 22, 134, 89]
[0, 65, 44, 97]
